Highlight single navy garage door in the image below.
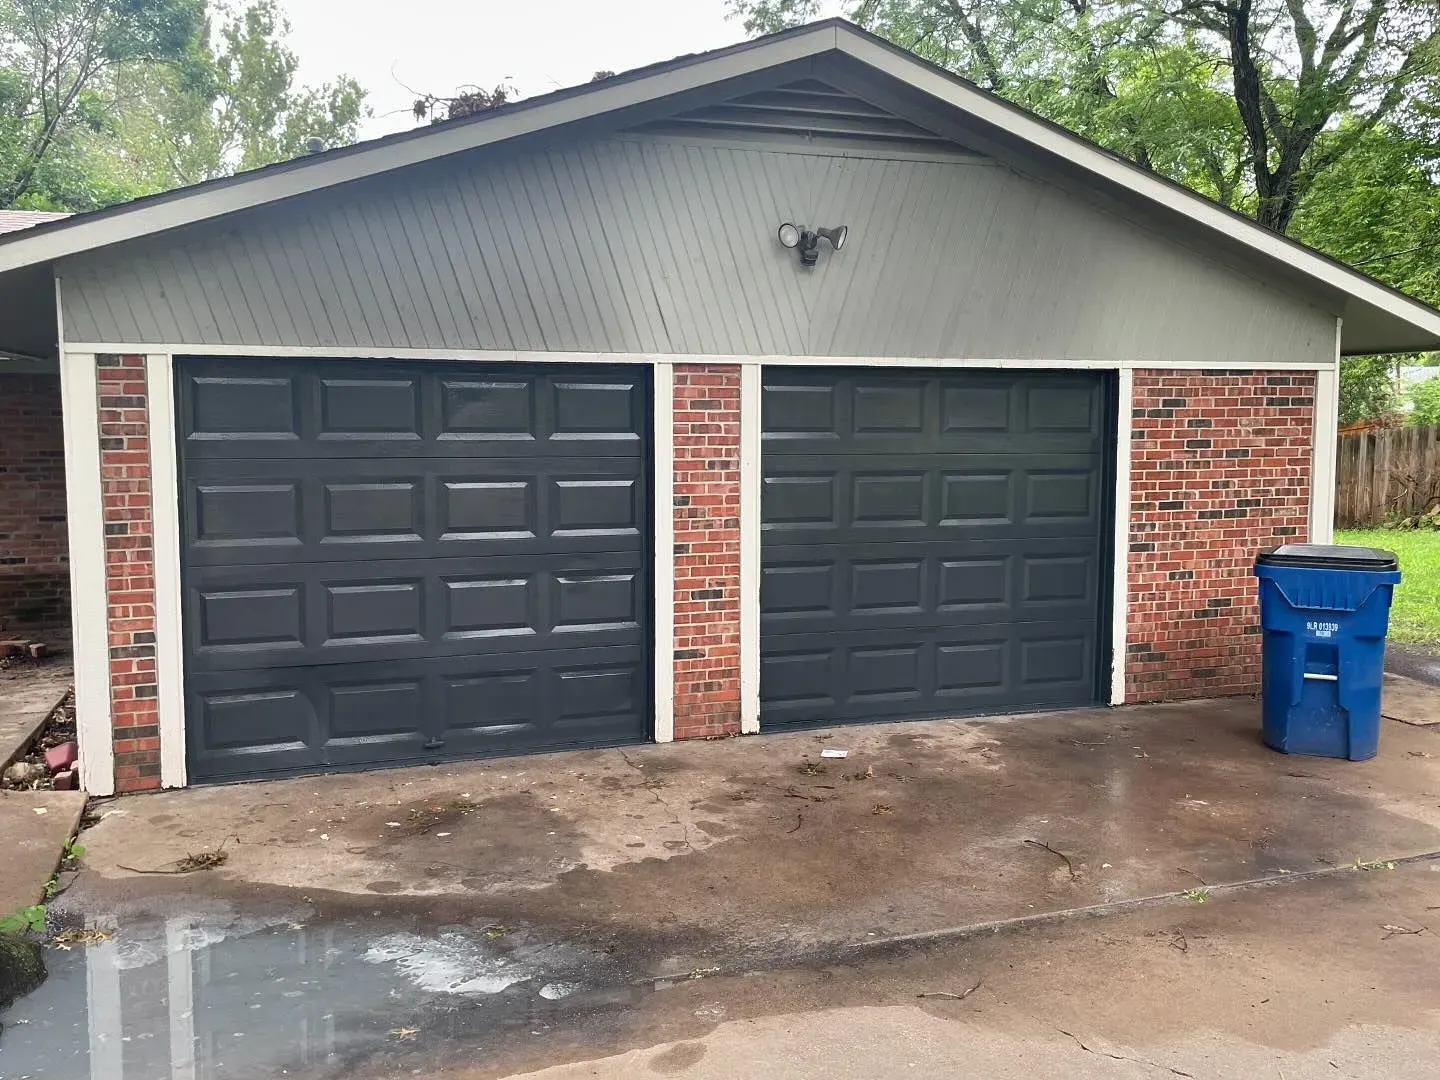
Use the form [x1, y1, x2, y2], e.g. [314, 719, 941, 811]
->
[760, 368, 1112, 728]
[177, 358, 651, 781]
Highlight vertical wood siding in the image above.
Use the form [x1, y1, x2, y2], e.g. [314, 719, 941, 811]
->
[60, 137, 1335, 365]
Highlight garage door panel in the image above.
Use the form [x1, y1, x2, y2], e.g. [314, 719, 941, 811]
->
[762, 455, 1101, 545]
[179, 358, 651, 781]
[187, 645, 647, 779]
[191, 482, 303, 547]
[183, 457, 646, 565]
[439, 376, 535, 437]
[763, 371, 1104, 454]
[762, 541, 1099, 633]
[760, 624, 1099, 727]
[186, 375, 301, 441]
[323, 481, 423, 542]
[186, 550, 646, 671]
[317, 376, 422, 438]
[761, 368, 1108, 728]
[1025, 382, 1101, 433]
[180, 361, 645, 460]
[439, 653, 645, 753]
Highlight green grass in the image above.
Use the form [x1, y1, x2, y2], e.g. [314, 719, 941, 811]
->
[1335, 528, 1440, 646]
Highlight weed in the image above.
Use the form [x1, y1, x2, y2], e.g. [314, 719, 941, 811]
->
[1183, 888, 1210, 903]
[0, 905, 47, 934]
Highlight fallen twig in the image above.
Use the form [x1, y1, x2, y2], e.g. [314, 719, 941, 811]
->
[118, 836, 236, 875]
[918, 979, 982, 1001]
[1381, 924, 1428, 940]
[1025, 839, 1077, 881]
[50, 926, 112, 949]
[787, 811, 804, 834]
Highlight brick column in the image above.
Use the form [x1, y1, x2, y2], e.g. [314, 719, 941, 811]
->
[97, 355, 161, 791]
[671, 364, 741, 739]
[1126, 370, 1314, 703]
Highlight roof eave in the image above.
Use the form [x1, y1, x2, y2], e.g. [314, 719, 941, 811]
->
[2, 17, 1437, 355]
[0, 22, 843, 275]
[833, 31, 1440, 358]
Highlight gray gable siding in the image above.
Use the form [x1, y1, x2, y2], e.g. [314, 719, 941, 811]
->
[58, 134, 1335, 365]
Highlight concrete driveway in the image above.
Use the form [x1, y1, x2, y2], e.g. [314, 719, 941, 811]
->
[63, 695, 1440, 971]
[10, 693, 1440, 1079]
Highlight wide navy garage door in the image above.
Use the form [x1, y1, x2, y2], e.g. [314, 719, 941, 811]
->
[177, 359, 651, 781]
[760, 368, 1112, 728]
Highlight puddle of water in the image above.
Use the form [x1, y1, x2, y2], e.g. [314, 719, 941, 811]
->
[0, 913, 599, 1079]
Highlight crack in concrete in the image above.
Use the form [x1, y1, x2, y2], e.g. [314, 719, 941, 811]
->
[617, 750, 693, 853]
[1054, 1025, 1194, 1077]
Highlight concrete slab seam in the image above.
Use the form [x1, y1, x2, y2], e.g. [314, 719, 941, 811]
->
[848, 850, 1440, 956]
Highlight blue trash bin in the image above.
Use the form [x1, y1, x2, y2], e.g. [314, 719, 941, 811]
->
[1253, 544, 1401, 760]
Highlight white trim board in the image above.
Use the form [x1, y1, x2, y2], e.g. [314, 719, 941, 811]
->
[60, 343, 1342, 371]
[59, 349, 113, 795]
[738, 364, 762, 735]
[1110, 369, 1134, 706]
[652, 362, 676, 743]
[1308, 321, 1342, 545]
[145, 352, 187, 788]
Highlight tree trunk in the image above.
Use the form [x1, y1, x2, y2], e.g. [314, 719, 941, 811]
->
[1255, 187, 1299, 233]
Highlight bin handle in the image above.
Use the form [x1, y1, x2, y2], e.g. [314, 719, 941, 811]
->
[1303, 672, 1338, 682]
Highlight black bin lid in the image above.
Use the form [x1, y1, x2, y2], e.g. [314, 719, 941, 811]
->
[1256, 543, 1398, 570]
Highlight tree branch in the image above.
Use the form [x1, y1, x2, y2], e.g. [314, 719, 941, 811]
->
[941, 0, 1004, 90]
[1283, 0, 1318, 80]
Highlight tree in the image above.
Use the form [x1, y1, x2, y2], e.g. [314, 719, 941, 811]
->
[1339, 355, 1399, 425]
[0, 0, 365, 209]
[1174, 0, 1440, 234]
[731, 0, 1440, 235]
[1411, 375, 1440, 426]
[103, 0, 365, 189]
[0, 0, 206, 208]
[1292, 122, 1440, 309]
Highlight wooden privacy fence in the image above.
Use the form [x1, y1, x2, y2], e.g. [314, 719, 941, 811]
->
[1335, 425, 1440, 527]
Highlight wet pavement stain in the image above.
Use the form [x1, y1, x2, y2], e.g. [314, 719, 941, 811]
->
[0, 913, 608, 1079]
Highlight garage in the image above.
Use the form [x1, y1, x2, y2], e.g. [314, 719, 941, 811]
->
[8, 20, 1429, 791]
[177, 359, 652, 781]
[760, 369, 1113, 728]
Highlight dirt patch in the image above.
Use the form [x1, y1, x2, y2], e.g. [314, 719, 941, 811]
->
[348, 792, 591, 894]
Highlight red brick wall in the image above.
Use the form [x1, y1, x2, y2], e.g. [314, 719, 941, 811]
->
[672, 364, 741, 739]
[96, 355, 161, 792]
[0, 373, 69, 639]
[1126, 370, 1314, 702]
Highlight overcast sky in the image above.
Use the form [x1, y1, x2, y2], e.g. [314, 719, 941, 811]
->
[282, 0, 842, 141]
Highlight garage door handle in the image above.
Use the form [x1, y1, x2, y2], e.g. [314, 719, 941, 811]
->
[424, 738, 445, 750]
